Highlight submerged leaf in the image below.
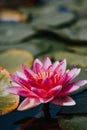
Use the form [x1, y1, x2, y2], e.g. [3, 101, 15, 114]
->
[0, 23, 35, 43]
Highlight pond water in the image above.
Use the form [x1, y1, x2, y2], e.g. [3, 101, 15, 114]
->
[0, 104, 61, 130]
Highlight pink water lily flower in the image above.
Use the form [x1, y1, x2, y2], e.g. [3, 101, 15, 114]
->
[6, 57, 87, 111]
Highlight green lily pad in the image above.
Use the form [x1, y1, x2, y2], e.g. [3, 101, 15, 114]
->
[54, 19, 87, 42]
[29, 2, 75, 27]
[0, 49, 34, 73]
[0, 67, 19, 115]
[0, 38, 52, 56]
[37, 40, 67, 61]
[69, 0, 87, 12]
[0, 37, 67, 58]
[0, 23, 35, 43]
[32, 11, 75, 27]
[68, 45, 87, 55]
[53, 51, 87, 67]
[58, 115, 87, 130]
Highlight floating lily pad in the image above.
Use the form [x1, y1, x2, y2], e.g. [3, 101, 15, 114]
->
[24, 4, 56, 17]
[54, 19, 87, 42]
[0, 67, 19, 115]
[68, 46, 87, 55]
[53, 51, 87, 67]
[32, 11, 75, 27]
[38, 41, 67, 61]
[0, 49, 34, 73]
[69, 0, 87, 13]
[0, 37, 67, 58]
[39, 50, 87, 68]
[30, 2, 75, 27]
[0, 23, 35, 43]
[0, 38, 52, 56]
[58, 115, 87, 130]
[45, 0, 75, 7]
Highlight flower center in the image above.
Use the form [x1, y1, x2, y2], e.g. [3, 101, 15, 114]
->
[34, 72, 52, 80]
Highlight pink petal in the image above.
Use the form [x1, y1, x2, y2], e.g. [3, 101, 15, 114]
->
[6, 86, 22, 94]
[51, 96, 76, 106]
[16, 71, 27, 80]
[42, 78, 53, 90]
[42, 57, 52, 70]
[6, 86, 30, 97]
[51, 61, 59, 73]
[56, 73, 67, 85]
[59, 85, 80, 96]
[33, 59, 42, 73]
[47, 65, 52, 73]
[28, 80, 41, 89]
[10, 74, 30, 88]
[64, 68, 81, 84]
[46, 61, 59, 75]
[31, 87, 47, 98]
[74, 80, 87, 87]
[22, 64, 35, 80]
[53, 59, 66, 75]
[17, 98, 41, 111]
[34, 63, 42, 74]
[48, 85, 62, 97]
[40, 96, 54, 103]
[59, 80, 87, 97]
[6, 86, 38, 98]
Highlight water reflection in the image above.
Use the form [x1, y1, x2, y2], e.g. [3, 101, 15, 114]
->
[16, 117, 62, 130]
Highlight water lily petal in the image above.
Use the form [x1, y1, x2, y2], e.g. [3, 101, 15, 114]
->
[16, 71, 27, 80]
[31, 87, 47, 98]
[33, 59, 42, 73]
[54, 59, 66, 75]
[56, 73, 67, 85]
[48, 85, 62, 97]
[59, 85, 80, 96]
[22, 64, 35, 80]
[74, 80, 87, 87]
[17, 98, 41, 111]
[42, 57, 52, 70]
[40, 96, 54, 103]
[51, 61, 59, 73]
[59, 80, 87, 96]
[42, 78, 53, 90]
[6, 86, 30, 97]
[51, 96, 76, 106]
[6, 86, 38, 98]
[64, 68, 81, 84]
[33, 59, 45, 73]
[6, 86, 22, 94]
[10, 74, 30, 88]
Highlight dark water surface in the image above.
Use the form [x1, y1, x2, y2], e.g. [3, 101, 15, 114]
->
[0, 104, 61, 130]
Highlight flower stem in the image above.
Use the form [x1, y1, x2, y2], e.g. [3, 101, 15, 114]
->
[43, 103, 51, 119]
